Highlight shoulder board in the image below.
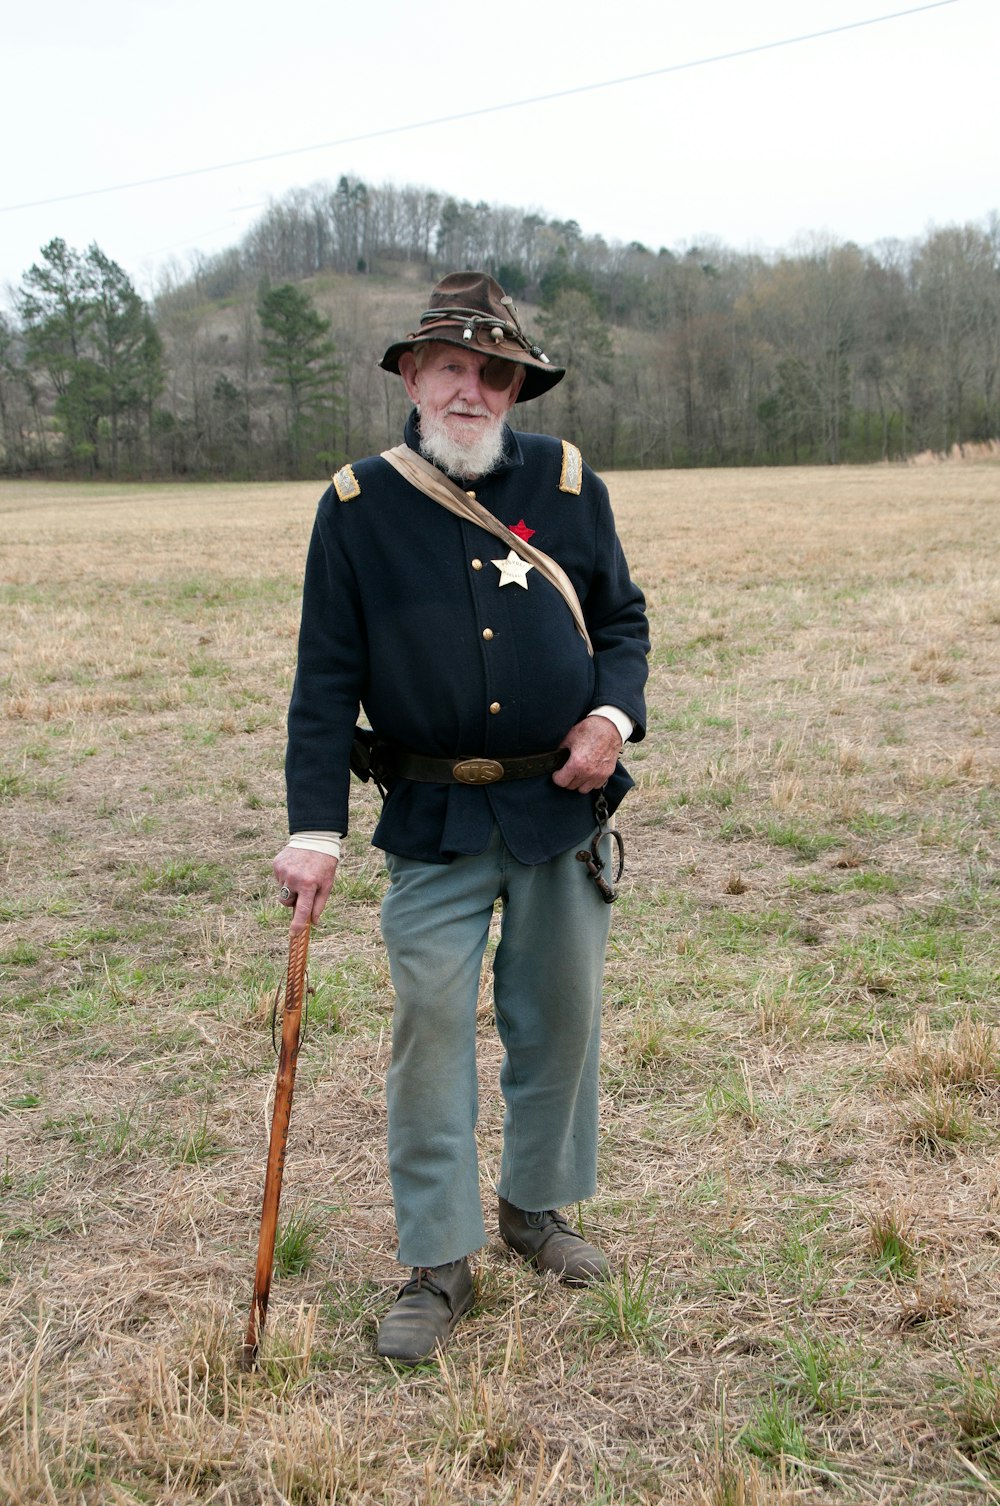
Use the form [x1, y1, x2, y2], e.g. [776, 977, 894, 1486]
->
[559, 441, 583, 496]
[332, 464, 361, 501]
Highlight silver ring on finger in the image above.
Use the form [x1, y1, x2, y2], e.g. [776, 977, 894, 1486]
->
[277, 885, 292, 902]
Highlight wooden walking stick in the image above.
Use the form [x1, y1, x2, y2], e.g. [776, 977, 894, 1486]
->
[239, 920, 310, 1371]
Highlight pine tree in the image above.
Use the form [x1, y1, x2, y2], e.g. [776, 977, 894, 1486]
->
[258, 283, 341, 475]
[17, 238, 163, 474]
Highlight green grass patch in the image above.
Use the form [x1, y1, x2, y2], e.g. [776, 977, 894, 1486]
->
[169, 1107, 229, 1166]
[739, 1395, 812, 1469]
[947, 1359, 1000, 1456]
[583, 1257, 665, 1351]
[274, 1206, 324, 1277]
[0, 770, 27, 801]
[139, 860, 233, 899]
[867, 1206, 918, 1279]
[778, 1330, 864, 1416]
[2, 939, 41, 966]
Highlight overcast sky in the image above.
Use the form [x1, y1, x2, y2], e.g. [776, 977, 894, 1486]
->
[2, 0, 995, 301]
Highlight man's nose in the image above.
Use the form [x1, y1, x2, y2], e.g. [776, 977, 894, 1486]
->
[457, 365, 486, 400]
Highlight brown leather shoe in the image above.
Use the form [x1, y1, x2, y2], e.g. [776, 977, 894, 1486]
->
[376, 1258, 474, 1364]
[498, 1198, 610, 1284]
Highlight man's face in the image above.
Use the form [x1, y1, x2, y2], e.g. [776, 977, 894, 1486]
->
[398, 342, 526, 480]
[399, 343, 524, 452]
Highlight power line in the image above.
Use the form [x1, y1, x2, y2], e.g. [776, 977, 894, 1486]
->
[0, 0, 958, 215]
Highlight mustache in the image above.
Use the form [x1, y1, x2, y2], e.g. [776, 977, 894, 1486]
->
[446, 402, 493, 417]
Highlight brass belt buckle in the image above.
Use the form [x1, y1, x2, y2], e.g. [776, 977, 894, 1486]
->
[452, 758, 505, 785]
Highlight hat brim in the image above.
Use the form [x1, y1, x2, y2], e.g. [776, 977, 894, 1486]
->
[379, 330, 565, 404]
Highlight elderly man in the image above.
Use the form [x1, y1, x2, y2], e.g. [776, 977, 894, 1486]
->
[273, 271, 648, 1364]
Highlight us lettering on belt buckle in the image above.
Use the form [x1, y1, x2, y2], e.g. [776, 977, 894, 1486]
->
[453, 758, 505, 785]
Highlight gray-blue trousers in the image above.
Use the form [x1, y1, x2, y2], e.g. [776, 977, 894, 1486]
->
[380, 824, 613, 1267]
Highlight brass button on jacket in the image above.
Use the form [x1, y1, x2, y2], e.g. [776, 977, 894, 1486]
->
[482, 628, 494, 640]
[471, 558, 483, 571]
[489, 701, 501, 714]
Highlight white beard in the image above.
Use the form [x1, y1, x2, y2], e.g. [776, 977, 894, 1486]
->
[418, 405, 507, 481]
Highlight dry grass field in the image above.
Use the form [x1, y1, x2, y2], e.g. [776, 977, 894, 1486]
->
[1, 459, 998, 1505]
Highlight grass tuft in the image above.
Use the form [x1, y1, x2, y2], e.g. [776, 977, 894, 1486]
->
[886, 1012, 1000, 1093]
[433, 1352, 524, 1472]
[949, 1359, 1000, 1455]
[897, 1088, 975, 1154]
[739, 1395, 810, 1469]
[274, 1206, 325, 1277]
[583, 1256, 665, 1350]
[866, 1204, 919, 1278]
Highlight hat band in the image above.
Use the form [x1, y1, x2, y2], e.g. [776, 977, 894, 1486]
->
[420, 309, 523, 344]
[417, 310, 551, 365]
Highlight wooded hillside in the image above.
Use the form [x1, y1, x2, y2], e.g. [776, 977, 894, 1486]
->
[2, 175, 998, 478]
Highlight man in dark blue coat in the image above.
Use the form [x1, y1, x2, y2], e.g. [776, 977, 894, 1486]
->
[274, 272, 649, 1363]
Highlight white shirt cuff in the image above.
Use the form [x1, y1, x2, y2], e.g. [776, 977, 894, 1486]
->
[288, 831, 342, 860]
[587, 706, 634, 746]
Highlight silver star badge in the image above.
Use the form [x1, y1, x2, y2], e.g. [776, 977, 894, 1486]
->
[492, 550, 534, 590]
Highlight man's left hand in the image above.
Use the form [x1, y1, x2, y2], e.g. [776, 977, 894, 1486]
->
[552, 715, 623, 794]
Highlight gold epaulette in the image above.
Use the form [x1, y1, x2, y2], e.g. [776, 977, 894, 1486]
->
[559, 441, 583, 495]
[332, 464, 361, 501]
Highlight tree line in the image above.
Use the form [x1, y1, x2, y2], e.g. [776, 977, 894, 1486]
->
[1, 176, 998, 478]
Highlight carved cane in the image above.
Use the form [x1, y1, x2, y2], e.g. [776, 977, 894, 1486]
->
[239, 921, 310, 1371]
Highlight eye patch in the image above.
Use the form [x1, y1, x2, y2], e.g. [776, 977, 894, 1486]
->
[482, 357, 517, 391]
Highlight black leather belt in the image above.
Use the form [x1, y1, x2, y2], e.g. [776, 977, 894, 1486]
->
[377, 745, 569, 786]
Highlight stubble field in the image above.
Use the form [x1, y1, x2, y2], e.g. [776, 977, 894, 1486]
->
[1, 460, 998, 1505]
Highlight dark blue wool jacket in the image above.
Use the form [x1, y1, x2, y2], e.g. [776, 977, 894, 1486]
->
[285, 413, 649, 864]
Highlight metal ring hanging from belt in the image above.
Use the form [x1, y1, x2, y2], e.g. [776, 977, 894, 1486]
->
[575, 792, 625, 904]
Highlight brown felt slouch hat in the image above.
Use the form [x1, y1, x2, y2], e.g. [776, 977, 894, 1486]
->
[380, 271, 565, 403]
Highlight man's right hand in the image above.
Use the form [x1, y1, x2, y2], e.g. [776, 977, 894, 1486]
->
[272, 846, 338, 934]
